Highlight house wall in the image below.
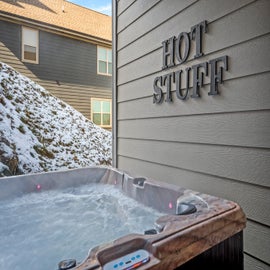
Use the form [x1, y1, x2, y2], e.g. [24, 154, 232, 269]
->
[0, 19, 112, 121]
[114, 0, 270, 269]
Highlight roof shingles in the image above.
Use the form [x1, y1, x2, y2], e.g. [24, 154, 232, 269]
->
[0, 0, 112, 42]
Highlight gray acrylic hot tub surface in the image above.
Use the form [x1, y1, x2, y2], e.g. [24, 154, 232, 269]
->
[0, 167, 166, 270]
[0, 167, 246, 270]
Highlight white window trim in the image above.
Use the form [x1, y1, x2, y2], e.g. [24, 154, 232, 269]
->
[97, 46, 112, 76]
[91, 98, 112, 128]
[22, 26, 39, 64]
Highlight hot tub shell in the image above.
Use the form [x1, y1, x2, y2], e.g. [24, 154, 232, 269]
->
[0, 167, 246, 270]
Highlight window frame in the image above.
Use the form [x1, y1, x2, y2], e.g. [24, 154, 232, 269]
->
[97, 46, 112, 76]
[91, 98, 112, 128]
[21, 26, 39, 64]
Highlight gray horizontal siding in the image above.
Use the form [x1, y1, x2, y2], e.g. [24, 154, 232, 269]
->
[115, 0, 270, 269]
[117, 0, 263, 67]
[245, 254, 270, 270]
[117, 0, 161, 33]
[117, 33, 270, 85]
[118, 110, 270, 149]
[0, 20, 21, 59]
[0, 19, 112, 121]
[0, 20, 111, 88]
[117, 0, 136, 16]
[245, 221, 270, 265]
[39, 81, 112, 120]
[32, 31, 111, 88]
[117, 73, 270, 118]
[118, 138, 270, 188]
[117, 0, 197, 50]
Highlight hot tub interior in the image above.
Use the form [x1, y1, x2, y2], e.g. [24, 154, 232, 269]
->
[0, 167, 246, 270]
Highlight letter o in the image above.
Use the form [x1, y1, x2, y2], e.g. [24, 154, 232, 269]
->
[175, 32, 190, 64]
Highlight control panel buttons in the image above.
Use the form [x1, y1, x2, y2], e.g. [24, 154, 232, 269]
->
[103, 249, 150, 270]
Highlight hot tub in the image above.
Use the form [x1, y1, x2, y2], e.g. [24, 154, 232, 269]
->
[0, 167, 246, 270]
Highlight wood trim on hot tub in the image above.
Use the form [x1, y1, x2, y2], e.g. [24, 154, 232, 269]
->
[72, 169, 246, 270]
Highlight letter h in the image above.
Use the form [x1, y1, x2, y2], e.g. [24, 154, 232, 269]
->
[162, 36, 175, 70]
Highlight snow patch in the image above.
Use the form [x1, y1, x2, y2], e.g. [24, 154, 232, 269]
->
[0, 62, 112, 177]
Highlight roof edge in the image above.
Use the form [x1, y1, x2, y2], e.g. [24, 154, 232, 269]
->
[0, 11, 112, 47]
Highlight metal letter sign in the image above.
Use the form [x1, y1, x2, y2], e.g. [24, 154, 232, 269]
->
[153, 20, 229, 104]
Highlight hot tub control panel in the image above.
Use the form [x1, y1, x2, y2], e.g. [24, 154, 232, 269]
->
[103, 249, 150, 270]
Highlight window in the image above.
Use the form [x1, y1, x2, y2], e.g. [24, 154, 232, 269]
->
[91, 98, 112, 128]
[97, 46, 112, 75]
[22, 27, 39, 63]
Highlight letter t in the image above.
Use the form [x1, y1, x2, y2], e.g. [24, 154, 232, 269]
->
[190, 20, 207, 59]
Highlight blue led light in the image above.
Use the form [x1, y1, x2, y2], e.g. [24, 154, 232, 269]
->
[103, 249, 150, 270]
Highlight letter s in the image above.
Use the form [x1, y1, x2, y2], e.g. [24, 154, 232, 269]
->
[153, 76, 163, 104]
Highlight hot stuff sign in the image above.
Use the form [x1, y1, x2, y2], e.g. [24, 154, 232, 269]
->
[153, 21, 228, 104]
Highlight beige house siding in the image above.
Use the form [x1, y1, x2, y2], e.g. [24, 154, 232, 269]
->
[114, 0, 270, 269]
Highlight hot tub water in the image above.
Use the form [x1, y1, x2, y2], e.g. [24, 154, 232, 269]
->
[0, 184, 164, 270]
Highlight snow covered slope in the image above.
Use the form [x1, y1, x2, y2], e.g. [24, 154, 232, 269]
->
[0, 62, 112, 177]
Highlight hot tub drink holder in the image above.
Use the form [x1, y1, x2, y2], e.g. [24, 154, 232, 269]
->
[0, 167, 246, 270]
